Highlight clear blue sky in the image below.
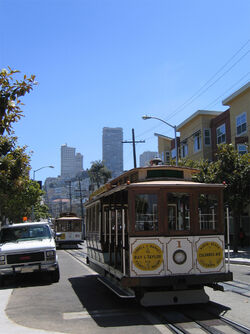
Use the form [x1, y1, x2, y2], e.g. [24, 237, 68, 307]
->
[1, 0, 250, 182]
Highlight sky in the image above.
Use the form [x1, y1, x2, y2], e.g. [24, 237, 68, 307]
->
[1, 0, 250, 183]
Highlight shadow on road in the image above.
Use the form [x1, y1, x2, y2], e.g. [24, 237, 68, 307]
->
[69, 275, 149, 327]
[69, 275, 232, 328]
[0, 272, 53, 289]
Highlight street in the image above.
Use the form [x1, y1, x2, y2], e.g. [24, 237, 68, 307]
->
[1, 248, 250, 334]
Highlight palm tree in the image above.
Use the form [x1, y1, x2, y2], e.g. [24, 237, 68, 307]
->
[88, 160, 112, 189]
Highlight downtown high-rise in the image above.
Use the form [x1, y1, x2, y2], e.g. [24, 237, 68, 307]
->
[102, 127, 123, 178]
[61, 144, 83, 179]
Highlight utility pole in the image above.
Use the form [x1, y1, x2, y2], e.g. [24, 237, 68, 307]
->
[66, 181, 72, 213]
[78, 178, 84, 220]
[78, 178, 85, 239]
[122, 128, 145, 168]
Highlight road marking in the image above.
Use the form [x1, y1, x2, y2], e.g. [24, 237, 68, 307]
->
[63, 308, 140, 320]
[63, 311, 91, 320]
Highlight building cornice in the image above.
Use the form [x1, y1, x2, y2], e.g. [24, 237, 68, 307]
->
[222, 82, 250, 105]
[177, 110, 222, 131]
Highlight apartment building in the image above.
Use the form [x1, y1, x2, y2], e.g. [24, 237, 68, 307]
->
[156, 82, 249, 161]
[154, 133, 175, 164]
[177, 110, 222, 162]
[222, 82, 249, 154]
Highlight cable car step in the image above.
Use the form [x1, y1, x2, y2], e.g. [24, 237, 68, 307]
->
[98, 276, 135, 298]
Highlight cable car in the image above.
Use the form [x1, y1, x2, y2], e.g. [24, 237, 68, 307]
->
[84, 165, 233, 306]
[54, 213, 83, 247]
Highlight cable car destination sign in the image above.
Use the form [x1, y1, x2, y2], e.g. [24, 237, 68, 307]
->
[132, 243, 163, 271]
[197, 241, 223, 268]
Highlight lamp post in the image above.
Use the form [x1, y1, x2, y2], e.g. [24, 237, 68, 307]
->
[33, 165, 54, 180]
[31, 165, 54, 221]
[142, 115, 178, 166]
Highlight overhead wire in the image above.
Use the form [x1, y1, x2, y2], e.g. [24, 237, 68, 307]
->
[136, 39, 250, 141]
[204, 72, 250, 109]
[166, 48, 250, 121]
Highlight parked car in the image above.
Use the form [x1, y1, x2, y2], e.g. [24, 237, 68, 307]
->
[0, 222, 60, 284]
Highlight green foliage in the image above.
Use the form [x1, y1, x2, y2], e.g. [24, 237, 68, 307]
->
[0, 67, 37, 135]
[0, 68, 47, 223]
[0, 136, 48, 223]
[193, 144, 250, 213]
[33, 202, 50, 221]
[188, 144, 250, 252]
[88, 160, 112, 188]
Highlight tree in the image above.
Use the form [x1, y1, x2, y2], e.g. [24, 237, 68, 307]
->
[0, 136, 48, 223]
[88, 160, 112, 189]
[193, 144, 250, 252]
[0, 67, 37, 135]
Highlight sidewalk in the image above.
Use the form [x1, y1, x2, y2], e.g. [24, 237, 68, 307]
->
[225, 246, 250, 266]
[0, 289, 63, 334]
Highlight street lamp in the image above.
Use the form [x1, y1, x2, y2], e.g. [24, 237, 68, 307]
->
[31, 165, 54, 221]
[33, 165, 54, 180]
[142, 115, 178, 166]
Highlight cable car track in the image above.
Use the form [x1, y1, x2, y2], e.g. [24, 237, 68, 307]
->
[65, 249, 250, 334]
[149, 307, 250, 334]
[63, 248, 87, 266]
[221, 280, 250, 298]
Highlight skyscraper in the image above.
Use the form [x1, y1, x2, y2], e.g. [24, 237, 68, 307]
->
[61, 144, 83, 179]
[102, 127, 123, 178]
[139, 151, 158, 167]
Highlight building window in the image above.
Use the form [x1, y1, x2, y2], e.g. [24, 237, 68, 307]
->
[237, 144, 247, 155]
[236, 112, 247, 136]
[165, 151, 170, 164]
[204, 129, 211, 146]
[181, 140, 188, 158]
[216, 124, 226, 144]
[194, 131, 201, 152]
[161, 151, 170, 164]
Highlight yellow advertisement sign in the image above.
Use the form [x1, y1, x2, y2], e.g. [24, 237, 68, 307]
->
[197, 241, 223, 268]
[132, 243, 163, 271]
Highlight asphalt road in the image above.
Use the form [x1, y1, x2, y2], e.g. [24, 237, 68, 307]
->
[2, 249, 250, 334]
[4, 250, 161, 334]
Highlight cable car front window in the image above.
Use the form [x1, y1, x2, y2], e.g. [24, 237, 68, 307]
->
[168, 193, 190, 231]
[135, 194, 158, 231]
[198, 194, 218, 230]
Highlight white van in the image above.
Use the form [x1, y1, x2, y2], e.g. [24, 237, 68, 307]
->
[0, 222, 60, 284]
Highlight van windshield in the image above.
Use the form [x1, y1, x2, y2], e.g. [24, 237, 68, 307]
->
[0, 225, 51, 243]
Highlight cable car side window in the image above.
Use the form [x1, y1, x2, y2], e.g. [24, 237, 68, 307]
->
[167, 193, 190, 231]
[135, 194, 158, 231]
[198, 193, 218, 230]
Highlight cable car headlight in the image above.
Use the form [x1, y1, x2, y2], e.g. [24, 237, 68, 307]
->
[173, 250, 187, 265]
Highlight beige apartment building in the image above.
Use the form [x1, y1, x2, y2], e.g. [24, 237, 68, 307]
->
[156, 82, 249, 162]
[177, 110, 222, 161]
[222, 82, 250, 154]
[154, 133, 174, 164]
